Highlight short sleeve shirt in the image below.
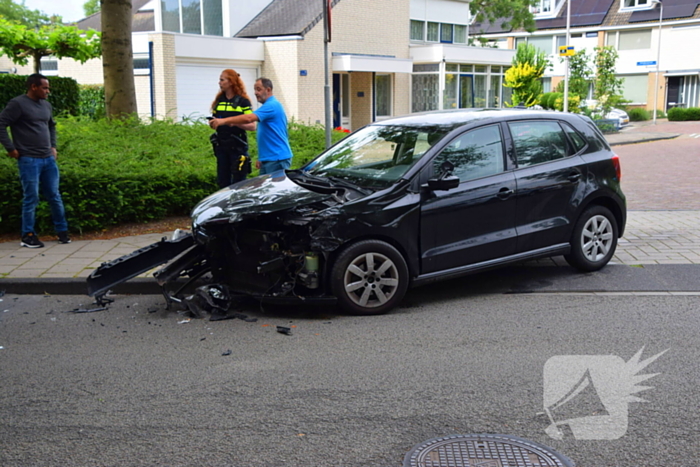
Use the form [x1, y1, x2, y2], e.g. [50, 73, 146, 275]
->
[253, 96, 293, 162]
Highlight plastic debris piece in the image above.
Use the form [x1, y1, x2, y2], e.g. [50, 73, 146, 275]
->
[222, 349, 232, 356]
[67, 307, 107, 313]
[232, 312, 257, 323]
[276, 326, 292, 335]
[178, 318, 191, 324]
[0, 290, 6, 298]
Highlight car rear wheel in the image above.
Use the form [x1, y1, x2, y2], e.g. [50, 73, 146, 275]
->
[330, 240, 409, 315]
[565, 206, 618, 272]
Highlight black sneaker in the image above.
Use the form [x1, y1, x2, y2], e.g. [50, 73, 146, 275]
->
[21, 232, 44, 248]
[57, 231, 72, 244]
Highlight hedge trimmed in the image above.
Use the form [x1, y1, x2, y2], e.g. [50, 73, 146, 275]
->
[0, 116, 346, 235]
[667, 107, 700, 121]
[0, 74, 80, 116]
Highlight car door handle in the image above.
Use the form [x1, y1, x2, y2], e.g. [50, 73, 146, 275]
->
[567, 172, 582, 183]
[497, 187, 513, 199]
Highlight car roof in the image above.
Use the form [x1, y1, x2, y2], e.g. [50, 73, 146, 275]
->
[372, 108, 584, 128]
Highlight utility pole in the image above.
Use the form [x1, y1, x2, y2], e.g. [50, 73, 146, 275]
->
[323, 0, 332, 148]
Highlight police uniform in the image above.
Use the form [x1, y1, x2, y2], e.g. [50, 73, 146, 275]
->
[212, 95, 253, 187]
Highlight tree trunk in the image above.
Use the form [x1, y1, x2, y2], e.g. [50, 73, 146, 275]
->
[101, 0, 137, 118]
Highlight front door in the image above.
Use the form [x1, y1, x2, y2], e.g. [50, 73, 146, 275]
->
[420, 124, 517, 273]
[667, 76, 683, 110]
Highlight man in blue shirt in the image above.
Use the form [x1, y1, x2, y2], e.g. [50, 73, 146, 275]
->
[209, 78, 293, 175]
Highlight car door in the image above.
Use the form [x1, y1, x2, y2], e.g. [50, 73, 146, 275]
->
[420, 124, 517, 274]
[507, 119, 589, 253]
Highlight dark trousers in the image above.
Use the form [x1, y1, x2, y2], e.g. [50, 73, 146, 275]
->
[214, 145, 250, 188]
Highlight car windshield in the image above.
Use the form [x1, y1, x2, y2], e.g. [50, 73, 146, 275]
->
[303, 124, 449, 189]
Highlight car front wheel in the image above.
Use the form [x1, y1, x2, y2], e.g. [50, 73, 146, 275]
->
[565, 206, 619, 272]
[330, 240, 409, 315]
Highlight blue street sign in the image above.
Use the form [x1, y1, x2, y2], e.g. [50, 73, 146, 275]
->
[637, 61, 657, 66]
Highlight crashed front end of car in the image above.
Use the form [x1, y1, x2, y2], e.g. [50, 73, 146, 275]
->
[87, 174, 352, 313]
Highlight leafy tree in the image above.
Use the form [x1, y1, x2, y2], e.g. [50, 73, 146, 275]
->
[101, 0, 137, 118]
[470, 0, 539, 32]
[0, 18, 101, 73]
[559, 49, 593, 101]
[0, 0, 49, 27]
[84, 0, 100, 17]
[593, 46, 625, 115]
[504, 42, 549, 107]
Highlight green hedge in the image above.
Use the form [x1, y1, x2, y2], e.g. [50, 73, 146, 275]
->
[628, 108, 650, 121]
[0, 116, 347, 235]
[667, 107, 700, 121]
[0, 74, 80, 116]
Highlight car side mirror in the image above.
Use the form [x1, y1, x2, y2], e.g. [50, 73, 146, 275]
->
[428, 175, 460, 191]
[427, 160, 458, 190]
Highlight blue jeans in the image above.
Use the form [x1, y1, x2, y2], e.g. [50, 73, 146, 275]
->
[259, 158, 291, 175]
[18, 156, 68, 235]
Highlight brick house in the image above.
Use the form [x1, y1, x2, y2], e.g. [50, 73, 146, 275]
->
[471, 0, 700, 111]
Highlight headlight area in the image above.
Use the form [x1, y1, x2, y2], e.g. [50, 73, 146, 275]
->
[199, 223, 326, 298]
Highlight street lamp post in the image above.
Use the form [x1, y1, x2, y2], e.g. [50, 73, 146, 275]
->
[652, 0, 663, 124]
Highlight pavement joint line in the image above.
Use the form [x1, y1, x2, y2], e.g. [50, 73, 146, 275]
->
[511, 291, 700, 296]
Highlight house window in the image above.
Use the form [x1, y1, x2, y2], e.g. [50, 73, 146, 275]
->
[528, 36, 554, 55]
[619, 29, 651, 50]
[412, 74, 439, 112]
[620, 74, 649, 103]
[622, 0, 649, 8]
[410, 20, 424, 41]
[375, 74, 392, 118]
[160, 0, 223, 36]
[39, 57, 58, 75]
[440, 23, 453, 43]
[454, 25, 467, 43]
[427, 22, 440, 42]
[531, 0, 553, 15]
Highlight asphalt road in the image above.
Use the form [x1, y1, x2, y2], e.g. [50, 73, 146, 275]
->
[0, 288, 697, 467]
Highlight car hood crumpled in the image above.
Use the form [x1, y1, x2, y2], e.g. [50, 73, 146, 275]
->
[191, 171, 331, 227]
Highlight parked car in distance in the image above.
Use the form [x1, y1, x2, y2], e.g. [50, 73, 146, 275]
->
[606, 108, 630, 127]
[88, 109, 626, 316]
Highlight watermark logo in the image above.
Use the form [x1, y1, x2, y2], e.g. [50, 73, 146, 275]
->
[543, 347, 667, 440]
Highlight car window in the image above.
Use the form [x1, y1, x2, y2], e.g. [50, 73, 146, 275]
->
[433, 125, 505, 182]
[562, 123, 586, 153]
[508, 121, 570, 168]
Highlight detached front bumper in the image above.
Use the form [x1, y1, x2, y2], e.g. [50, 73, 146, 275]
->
[87, 233, 197, 298]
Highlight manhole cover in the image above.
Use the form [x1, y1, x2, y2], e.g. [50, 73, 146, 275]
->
[403, 434, 574, 467]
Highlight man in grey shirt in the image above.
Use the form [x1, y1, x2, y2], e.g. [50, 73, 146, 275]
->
[0, 73, 70, 248]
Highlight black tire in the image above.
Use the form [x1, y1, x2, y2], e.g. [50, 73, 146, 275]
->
[330, 240, 409, 315]
[565, 206, 619, 272]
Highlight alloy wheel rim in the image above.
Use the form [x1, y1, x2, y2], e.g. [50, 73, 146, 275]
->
[581, 215, 613, 262]
[344, 252, 399, 308]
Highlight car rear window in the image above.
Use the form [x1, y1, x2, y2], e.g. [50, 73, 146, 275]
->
[508, 120, 569, 168]
[562, 123, 587, 153]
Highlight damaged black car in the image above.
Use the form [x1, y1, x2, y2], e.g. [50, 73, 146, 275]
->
[87, 109, 626, 316]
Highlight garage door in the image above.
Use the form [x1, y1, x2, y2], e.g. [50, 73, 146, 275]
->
[176, 65, 259, 120]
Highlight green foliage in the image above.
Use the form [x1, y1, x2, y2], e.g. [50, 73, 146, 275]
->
[548, 92, 562, 110]
[563, 49, 593, 99]
[78, 84, 105, 120]
[0, 0, 50, 27]
[627, 108, 650, 121]
[0, 117, 350, 234]
[667, 107, 700, 121]
[83, 0, 100, 17]
[504, 43, 550, 107]
[0, 18, 101, 73]
[654, 109, 666, 119]
[594, 46, 624, 116]
[0, 74, 80, 116]
[538, 92, 553, 109]
[469, 0, 539, 32]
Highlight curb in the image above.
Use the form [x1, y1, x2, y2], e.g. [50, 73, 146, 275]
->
[0, 278, 162, 296]
[607, 133, 680, 146]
